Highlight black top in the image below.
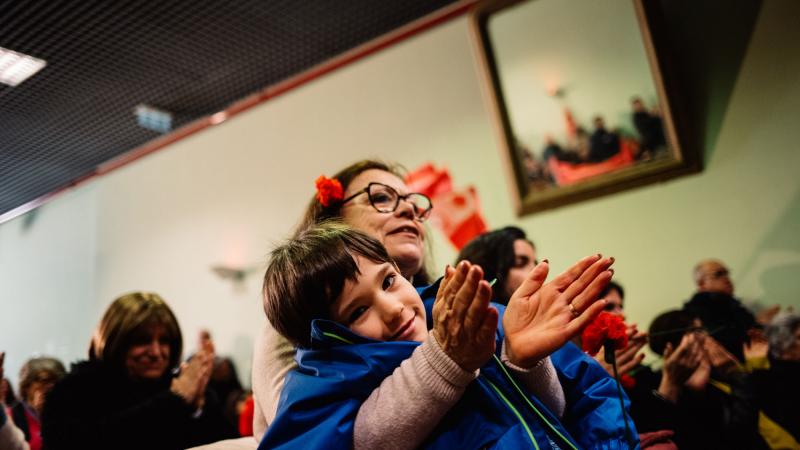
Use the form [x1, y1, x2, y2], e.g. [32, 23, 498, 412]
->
[747, 358, 800, 442]
[41, 360, 235, 450]
[627, 365, 765, 449]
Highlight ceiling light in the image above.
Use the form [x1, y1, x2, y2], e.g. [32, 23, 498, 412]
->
[134, 104, 173, 133]
[0, 46, 47, 86]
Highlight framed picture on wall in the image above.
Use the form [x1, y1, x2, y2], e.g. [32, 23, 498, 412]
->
[470, 0, 701, 215]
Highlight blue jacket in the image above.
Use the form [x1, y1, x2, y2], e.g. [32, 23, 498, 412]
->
[260, 282, 639, 450]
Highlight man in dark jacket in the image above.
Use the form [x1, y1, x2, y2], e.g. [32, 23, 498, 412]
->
[686, 259, 758, 363]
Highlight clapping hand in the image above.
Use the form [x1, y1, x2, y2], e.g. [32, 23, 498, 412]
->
[658, 333, 705, 401]
[503, 255, 615, 368]
[171, 344, 214, 409]
[432, 261, 498, 372]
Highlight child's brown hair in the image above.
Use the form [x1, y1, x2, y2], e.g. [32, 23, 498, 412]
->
[263, 221, 395, 347]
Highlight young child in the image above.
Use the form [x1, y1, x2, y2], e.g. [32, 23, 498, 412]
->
[261, 222, 626, 449]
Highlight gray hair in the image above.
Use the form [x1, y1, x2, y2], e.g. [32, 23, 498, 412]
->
[18, 357, 66, 402]
[766, 312, 800, 359]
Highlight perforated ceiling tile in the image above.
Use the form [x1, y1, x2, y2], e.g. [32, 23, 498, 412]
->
[0, 0, 458, 218]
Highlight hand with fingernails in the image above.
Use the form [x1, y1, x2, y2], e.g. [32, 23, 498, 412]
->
[171, 343, 215, 409]
[432, 261, 498, 372]
[502, 254, 616, 368]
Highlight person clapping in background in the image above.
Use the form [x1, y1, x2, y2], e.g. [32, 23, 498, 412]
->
[41, 292, 235, 450]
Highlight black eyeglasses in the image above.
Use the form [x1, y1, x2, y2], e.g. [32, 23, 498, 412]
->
[341, 182, 433, 221]
[709, 269, 730, 279]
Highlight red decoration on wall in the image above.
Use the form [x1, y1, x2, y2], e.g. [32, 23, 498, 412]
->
[405, 163, 487, 250]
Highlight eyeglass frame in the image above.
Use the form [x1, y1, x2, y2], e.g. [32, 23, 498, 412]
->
[340, 182, 433, 221]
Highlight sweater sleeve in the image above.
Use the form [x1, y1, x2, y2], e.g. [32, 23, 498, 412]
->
[500, 342, 566, 418]
[353, 333, 477, 450]
[251, 320, 297, 441]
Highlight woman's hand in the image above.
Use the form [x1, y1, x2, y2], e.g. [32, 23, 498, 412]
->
[432, 261, 498, 372]
[170, 347, 214, 409]
[503, 255, 614, 368]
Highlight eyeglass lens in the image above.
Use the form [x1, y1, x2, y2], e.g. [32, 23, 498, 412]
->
[367, 183, 431, 218]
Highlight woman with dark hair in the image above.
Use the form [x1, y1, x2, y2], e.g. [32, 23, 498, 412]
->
[41, 292, 235, 450]
[456, 227, 649, 447]
[456, 226, 536, 305]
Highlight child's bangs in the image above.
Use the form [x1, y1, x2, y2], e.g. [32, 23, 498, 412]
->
[319, 230, 394, 305]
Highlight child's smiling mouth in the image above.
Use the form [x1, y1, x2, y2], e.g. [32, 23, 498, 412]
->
[389, 315, 417, 341]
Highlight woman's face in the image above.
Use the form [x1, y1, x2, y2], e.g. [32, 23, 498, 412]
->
[604, 288, 625, 318]
[503, 239, 537, 300]
[25, 373, 60, 415]
[125, 323, 171, 380]
[341, 169, 425, 279]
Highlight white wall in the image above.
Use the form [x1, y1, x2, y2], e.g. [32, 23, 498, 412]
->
[2, 0, 798, 387]
[0, 186, 98, 387]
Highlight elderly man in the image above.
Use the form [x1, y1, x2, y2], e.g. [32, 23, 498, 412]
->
[685, 259, 757, 363]
[693, 259, 734, 295]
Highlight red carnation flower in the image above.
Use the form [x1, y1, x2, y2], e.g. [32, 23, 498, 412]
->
[581, 312, 629, 356]
[620, 374, 636, 389]
[315, 175, 344, 207]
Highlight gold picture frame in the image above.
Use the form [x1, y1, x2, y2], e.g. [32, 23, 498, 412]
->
[471, 0, 701, 215]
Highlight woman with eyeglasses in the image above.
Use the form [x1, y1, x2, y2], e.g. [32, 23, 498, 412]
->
[252, 161, 434, 441]
[251, 162, 633, 449]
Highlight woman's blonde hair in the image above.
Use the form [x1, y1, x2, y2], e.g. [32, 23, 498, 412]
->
[89, 292, 182, 371]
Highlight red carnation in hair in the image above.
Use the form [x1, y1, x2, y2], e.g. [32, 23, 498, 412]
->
[315, 175, 344, 207]
[581, 312, 629, 356]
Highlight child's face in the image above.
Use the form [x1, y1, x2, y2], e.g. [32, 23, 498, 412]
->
[330, 255, 428, 343]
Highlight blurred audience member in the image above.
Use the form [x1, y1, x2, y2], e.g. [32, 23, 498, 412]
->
[686, 259, 761, 363]
[542, 135, 582, 164]
[693, 259, 735, 296]
[647, 310, 764, 450]
[196, 330, 244, 432]
[0, 352, 29, 450]
[41, 292, 236, 450]
[747, 313, 800, 446]
[456, 226, 537, 305]
[593, 282, 648, 380]
[11, 357, 66, 450]
[588, 116, 621, 162]
[631, 97, 666, 159]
